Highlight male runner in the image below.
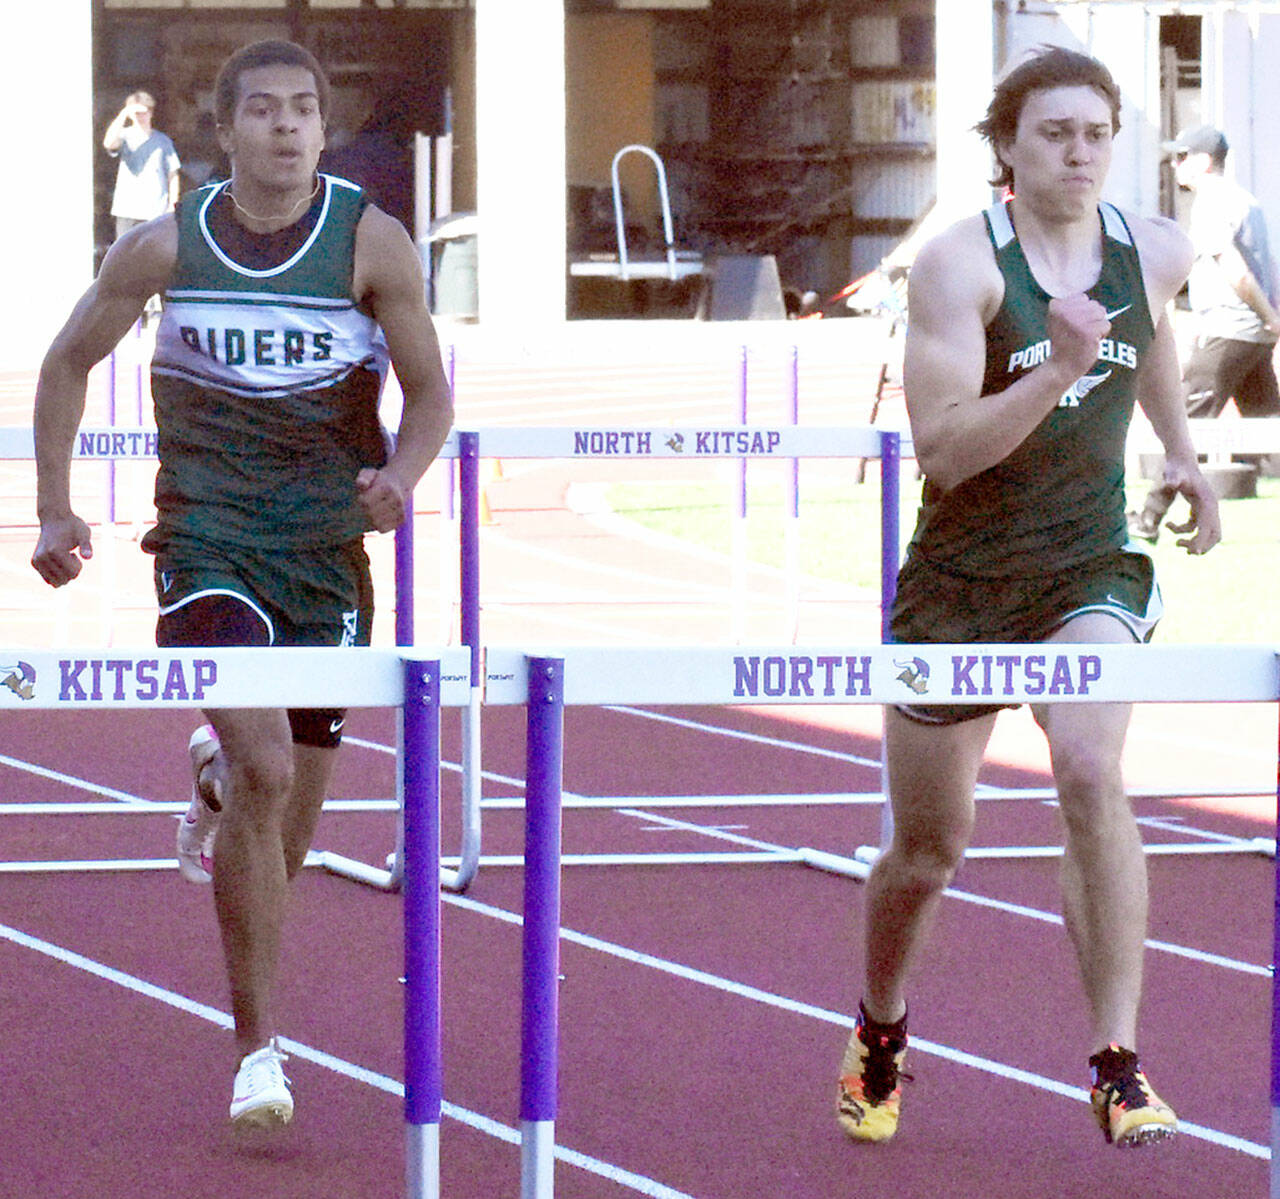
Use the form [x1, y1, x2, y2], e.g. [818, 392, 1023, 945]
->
[835, 47, 1220, 1149]
[32, 40, 454, 1129]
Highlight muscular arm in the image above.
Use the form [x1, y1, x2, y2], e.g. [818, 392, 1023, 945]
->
[903, 219, 1106, 491]
[32, 219, 176, 586]
[1132, 215, 1221, 554]
[352, 205, 455, 533]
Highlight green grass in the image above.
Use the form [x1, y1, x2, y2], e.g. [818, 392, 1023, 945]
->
[604, 472, 1280, 644]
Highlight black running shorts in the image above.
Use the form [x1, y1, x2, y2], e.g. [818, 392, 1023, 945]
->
[147, 530, 374, 748]
[889, 547, 1161, 726]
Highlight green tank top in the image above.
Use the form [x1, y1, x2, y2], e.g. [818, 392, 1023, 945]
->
[150, 174, 389, 550]
[907, 201, 1154, 578]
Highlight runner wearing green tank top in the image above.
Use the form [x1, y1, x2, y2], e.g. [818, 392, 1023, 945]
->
[32, 40, 454, 1130]
[837, 48, 1220, 1152]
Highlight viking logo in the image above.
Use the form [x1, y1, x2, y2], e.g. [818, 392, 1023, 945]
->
[1058, 369, 1112, 408]
[1, 661, 36, 701]
[665, 433, 685, 453]
[340, 609, 360, 648]
[894, 656, 930, 695]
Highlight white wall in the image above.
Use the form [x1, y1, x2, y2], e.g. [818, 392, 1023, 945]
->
[998, 1, 1164, 218]
[0, 1, 94, 369]
[1203, 10, 1280, 261]
[934, 0, 998, 226]
[474, 0, 567, 328]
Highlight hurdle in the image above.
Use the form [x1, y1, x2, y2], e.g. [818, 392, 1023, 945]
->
[443, 418, 1277, 884]
[403, 650, 566, 1199]
[0, 424, 464, 886]
[0, 645, 566, 1198]
[507, 640, 1280, 1190]
[433, 424, 902, 886]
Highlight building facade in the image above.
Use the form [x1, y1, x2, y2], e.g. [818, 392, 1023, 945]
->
[4, 0, 1279, 366]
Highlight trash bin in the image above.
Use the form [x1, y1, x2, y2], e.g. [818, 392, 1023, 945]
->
[421, 212, 478, 319]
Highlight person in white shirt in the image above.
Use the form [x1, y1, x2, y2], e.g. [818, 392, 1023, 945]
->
[1130, 124, 1280, 540]
[103, 91, 182, 240]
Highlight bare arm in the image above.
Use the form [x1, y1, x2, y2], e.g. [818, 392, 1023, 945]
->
[1130, 214, 1221, 555]
[32, 219, 176, 586]
[102, 105, 134, 154]
[903, 219, 1107, 491]
[1218, 242, 1280, 333]
[351, 205, 455, 533]
[1134, 308, 1219, 554]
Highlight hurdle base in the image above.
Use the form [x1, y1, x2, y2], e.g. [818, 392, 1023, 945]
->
[796, 847, 872, 880]
[852, 840, 1276, 865]
[406, 1121, 441, 1199]
[315, 850, 399, 891]
[521, 1119, 555, 1199]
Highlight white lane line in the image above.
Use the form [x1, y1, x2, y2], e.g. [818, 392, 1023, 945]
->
[604, 705, 884, 769]
[1, 733, 1263, 978]
[441, 893, 1269, 1161]
[353, 729, 1271, 977]
[613, 808, 1268, 978]
[0, 752, 159, 806]
[0, 921, 695, 1199]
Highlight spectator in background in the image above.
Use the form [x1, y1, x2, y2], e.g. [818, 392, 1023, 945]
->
[322, 85, 416, 234]
[179, 111, 226, 191]
[1130, 124, 1280, 541]
[103, 91, 182, 240]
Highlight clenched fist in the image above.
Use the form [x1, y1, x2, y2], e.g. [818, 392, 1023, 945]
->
[1047, 293, 1110, 380]
[356, 466, 409, 533]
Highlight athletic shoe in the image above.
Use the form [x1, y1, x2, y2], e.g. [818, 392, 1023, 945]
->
[837, 1004, 911, 1143]
[176, 724, 222, 884]
[230, 1039, 294, 1129]
[1089, 1043, 1178, 1147]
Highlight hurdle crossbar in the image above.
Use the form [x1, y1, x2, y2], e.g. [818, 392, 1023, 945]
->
[476, 643, 1279, 873]
[494, 641, 1280, 1192]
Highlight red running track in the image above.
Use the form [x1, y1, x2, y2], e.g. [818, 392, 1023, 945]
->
[0, 698, 1271, 1199]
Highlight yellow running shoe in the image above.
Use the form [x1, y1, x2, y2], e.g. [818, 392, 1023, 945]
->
[1089, 1043, 1178, 1147]
[837, 1005, 910, 1143]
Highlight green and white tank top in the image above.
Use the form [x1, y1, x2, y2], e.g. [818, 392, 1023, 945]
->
[150, 174, 390, 549]
[907, 201, 1155, 578]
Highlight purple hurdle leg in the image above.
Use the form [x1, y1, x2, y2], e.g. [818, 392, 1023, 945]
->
[395, 501, 415, 647]
[443, 429, 483, 894]
[876, 430, 902, 852]
[878, 430, 900, 645]
[402, 657, 443, 1199]
[1271, 700, 1280, 1198]
[521, 656, 564, 1199]
[784, 345, 800, 640]
[458, 431, 481, 684]
[107, 349, 118, 525]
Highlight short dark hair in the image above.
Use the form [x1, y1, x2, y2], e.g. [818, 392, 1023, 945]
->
[213, 39, 331, 128]
[975, 46, 1123, 190]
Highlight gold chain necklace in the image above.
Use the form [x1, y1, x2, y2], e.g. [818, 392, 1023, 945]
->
[226, 175, 321, 225]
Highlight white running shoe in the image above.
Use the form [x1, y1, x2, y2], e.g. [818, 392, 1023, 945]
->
[176, 724, 222, 884]
[230, 1040, 294, 1128]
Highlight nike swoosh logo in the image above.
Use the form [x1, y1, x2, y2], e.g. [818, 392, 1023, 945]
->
[329, 718, 345, 735]
[1104, 304, 1131, 320]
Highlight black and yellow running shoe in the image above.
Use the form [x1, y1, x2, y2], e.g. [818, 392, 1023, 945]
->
[837, 1004, 910, 1144]
[1089, 1043, 1178, 1147]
